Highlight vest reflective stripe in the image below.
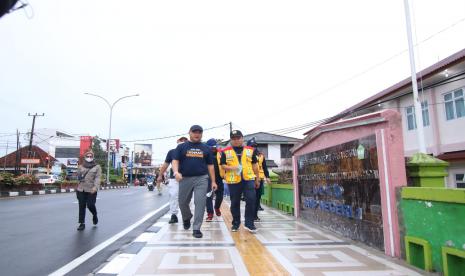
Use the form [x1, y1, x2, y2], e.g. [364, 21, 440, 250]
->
[258, 154, 265, 179]
[217, 152, 225, 178]
[223, 147, 256, 184]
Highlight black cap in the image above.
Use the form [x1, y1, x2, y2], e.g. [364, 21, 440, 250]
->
[230, 130, 243, 138]
[189, 125, 203, 132]
[247, 137, 257, 147]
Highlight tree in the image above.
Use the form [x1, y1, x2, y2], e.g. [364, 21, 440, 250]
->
[91, 137, 107, 170]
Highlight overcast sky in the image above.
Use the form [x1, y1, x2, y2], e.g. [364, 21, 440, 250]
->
[1, 0, 465, 162]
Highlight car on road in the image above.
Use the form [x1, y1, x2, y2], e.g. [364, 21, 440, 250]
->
[37, 174, 59, 185]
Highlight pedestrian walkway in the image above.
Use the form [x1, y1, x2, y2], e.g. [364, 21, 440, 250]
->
[94, 202, 423, 276]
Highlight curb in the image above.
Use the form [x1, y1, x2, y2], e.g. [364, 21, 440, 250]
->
[0, 185, 129, 198]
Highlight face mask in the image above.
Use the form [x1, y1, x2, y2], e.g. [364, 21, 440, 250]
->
[85, 157, 94, 163]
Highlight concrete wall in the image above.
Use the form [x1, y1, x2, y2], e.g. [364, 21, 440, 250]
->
[400, 187, 465, 273]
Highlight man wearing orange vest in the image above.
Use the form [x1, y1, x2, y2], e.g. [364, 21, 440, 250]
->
[247, 138, 270, 221]
[221, 130, 260, 233]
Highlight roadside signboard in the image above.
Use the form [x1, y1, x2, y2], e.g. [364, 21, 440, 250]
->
[21, 158, 40, 164]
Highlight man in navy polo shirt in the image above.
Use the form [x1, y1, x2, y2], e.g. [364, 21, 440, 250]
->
[172, 125, 217, 238]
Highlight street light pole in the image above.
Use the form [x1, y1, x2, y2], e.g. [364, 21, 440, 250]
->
[403, 0, 427, 153]
[84, 93, 139, 185]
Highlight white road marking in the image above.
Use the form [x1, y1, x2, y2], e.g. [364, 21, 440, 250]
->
[97, 253, 136, 274]
[134, 232, 156, 243]
[153, 222, 167, 228]
[49, 202, 169, 276]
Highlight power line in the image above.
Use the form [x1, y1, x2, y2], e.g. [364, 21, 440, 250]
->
[261, 16, 465, 118]
[121, 123, 230, 143]
[267, 70, 465, 136]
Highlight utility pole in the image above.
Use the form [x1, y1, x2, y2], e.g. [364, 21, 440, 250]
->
[229, 122, 233, 133]
[15, 130, 20, 175]
[403, 0, 427, 153]
[129, 151, 134, 186]
[27, 113, 44, 174]
[3, 141, 7, 171]
[28, 113, 45, 155]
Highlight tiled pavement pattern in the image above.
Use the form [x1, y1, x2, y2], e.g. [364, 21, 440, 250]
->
[95, 201, 422, 276]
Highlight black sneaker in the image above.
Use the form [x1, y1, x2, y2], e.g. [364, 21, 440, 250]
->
[183, 220, 191, 230]
[244, 225, 257, 233]
[77, 223, 85, 231]
[258, 206, 264, 211]
[169, 214, 178, 224]
[193, 230, 203, 238]
[231, 225, 239, 232]
[254, 216, 261, 221]
[93, 215, 98, 225]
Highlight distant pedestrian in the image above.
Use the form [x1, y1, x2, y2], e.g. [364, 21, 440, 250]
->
[205, 138, 225, 222]
[172, 125, 217, 238]
[158, 136, 188, 224]
[76, 150, 102, 231]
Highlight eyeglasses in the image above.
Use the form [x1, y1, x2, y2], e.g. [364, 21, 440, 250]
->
[85, 155, 93, 158]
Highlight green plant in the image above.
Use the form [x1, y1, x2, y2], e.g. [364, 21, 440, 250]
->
[0, 172, 15, 185]
[14, 174, 38, 185]
[109, 174, 124, 184]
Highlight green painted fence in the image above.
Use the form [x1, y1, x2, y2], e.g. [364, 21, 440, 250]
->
[400, 187, 465, 274]
[262, 183, 294, 215]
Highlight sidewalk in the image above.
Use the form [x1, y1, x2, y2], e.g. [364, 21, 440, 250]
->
[94, 201, 424, 276]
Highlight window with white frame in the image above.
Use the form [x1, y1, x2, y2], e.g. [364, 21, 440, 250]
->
[444, 88, 465, 120]
[406, 101, 430, 131]
[456, 173, 465, 188]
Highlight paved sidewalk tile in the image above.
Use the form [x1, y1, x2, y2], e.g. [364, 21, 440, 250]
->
[96, 202, 423, 276]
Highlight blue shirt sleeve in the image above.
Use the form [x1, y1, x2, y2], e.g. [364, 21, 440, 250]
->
[173, 144, 182, 161]
[164, 150, 173, 164]
[204, 146, 213, 165]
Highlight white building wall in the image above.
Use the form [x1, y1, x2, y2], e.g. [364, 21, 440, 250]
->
[383, 78, 465, 188]
[268, 144, 281, 166]
[396, 93, 436, 156]
[433, 80, 465, 152]
[447, 161, 465, 188]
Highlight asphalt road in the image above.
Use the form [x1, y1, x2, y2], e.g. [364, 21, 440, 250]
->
[0, 186, 170, 276]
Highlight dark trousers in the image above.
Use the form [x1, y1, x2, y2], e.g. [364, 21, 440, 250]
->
[76, 191, 97, 224]
[228, 180, 256, 227]
[206, 180, 224, 214]
[255, 180, 264, 217]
